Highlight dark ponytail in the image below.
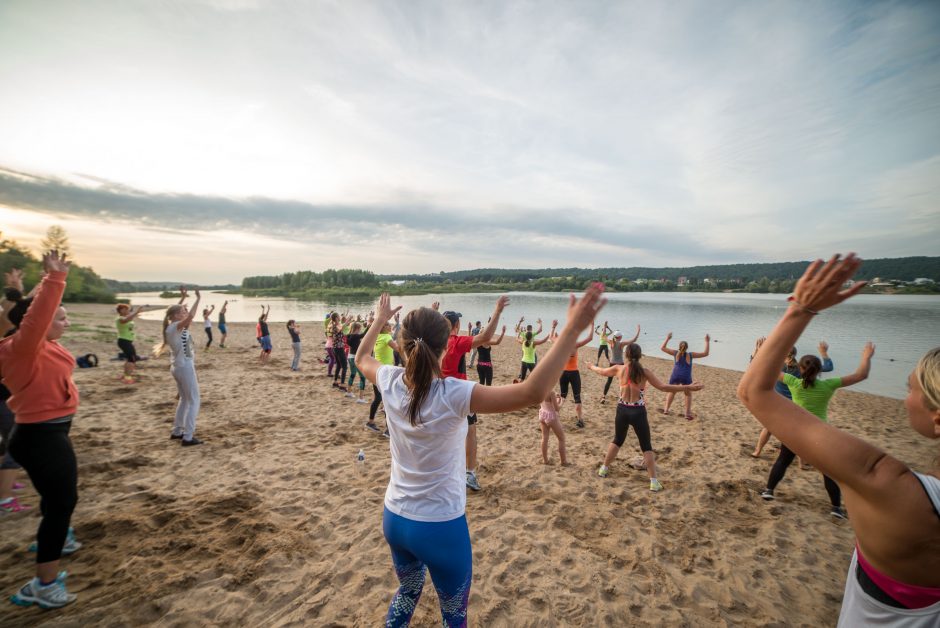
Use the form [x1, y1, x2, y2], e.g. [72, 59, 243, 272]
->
[525, 331, 533, 348]
[799, 355, 822, 388]
[401, 307, 451, 426]
[626, 343, 643, 384]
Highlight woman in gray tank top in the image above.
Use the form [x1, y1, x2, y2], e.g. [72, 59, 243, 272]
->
[739, 253, 940, 625]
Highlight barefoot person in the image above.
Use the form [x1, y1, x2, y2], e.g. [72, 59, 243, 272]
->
[437, 297, 510, 492]
[751, 339, 834, 458]
[115, 303, 144, 384]
[156, 289, 204, 446]
[550, 319, 593, 428]
[660, 332, 710, 420]
[754, 340, 874, 517]
[217, 300, 228, 348]
[2, 251, 83, 609]
[588, 343, 703, 491]
[539, 389, 568, 465]
[355, 285, 605, 626]
[737, 253, 940, 624]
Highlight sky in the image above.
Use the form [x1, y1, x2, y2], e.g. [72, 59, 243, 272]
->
[0, 0, 938, 283]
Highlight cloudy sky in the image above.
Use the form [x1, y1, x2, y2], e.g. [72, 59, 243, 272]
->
[0, 0, 938, 283]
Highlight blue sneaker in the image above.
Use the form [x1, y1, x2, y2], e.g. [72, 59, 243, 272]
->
[28, 528, 81, 555]
[10, 577, 76, 609]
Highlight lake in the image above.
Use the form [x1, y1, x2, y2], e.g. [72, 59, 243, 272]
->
[121, 291, 940, 400]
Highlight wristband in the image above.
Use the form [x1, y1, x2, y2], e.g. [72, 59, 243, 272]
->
[787, 296, 819, 315]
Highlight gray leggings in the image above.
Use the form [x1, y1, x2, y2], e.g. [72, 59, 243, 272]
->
[171, 363, 200, 439]
[291, 342, 302, 370]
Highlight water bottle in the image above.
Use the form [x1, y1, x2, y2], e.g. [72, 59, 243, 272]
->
[357, 449, 365, 463]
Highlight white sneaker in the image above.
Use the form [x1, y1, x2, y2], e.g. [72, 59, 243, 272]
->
[344, 392, 355, 399]
[466, 471, 481, 491]
[355, 398, 367, 404]
[10, 577, 77, 609]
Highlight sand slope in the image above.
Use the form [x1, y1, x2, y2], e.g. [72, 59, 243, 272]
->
[0, 304, 934, 627]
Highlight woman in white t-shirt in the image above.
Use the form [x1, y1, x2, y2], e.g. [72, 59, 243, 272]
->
[355, 287, 606, 626]
[155, 289, 204, 446]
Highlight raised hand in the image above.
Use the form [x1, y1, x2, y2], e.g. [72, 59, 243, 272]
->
[494, 295, 510, 313]
[501, 325, 506, 333]
[754, 337, 766, 353]
[666, 332, 673, 340]
[862, 341, 876, 359]
[551, 319, 558, 328]
[565, 282, 607, 333]
[705, 333, 711, 342]
[194, 288, 201, 298]
[3, 268, 24, 291]
[431, 301, 440, 311]
[818, 340, 829, 354]
[42, 250, 71, 274]
[790, 253, 866, 314]
[375, 293, 403, 323]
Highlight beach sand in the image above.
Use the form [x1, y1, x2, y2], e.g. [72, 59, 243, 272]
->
[0, 304, 935, 627]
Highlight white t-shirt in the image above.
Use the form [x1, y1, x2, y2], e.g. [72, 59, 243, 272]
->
[204, 317, 212, 329]
[166, 321, 195, 367]
[378, 365, 475, 523]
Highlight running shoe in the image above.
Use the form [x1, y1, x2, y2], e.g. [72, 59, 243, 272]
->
[649, 479, 664, 492]
[597, 465, 609, 478]
[344, 392, 355, 399]
[10, 577, 77, 609]
[181, 437, 204, 447]
[760, 488, 775, 501]
[28, 528, 81, 555]
[0, 497, 31, 514]
[575, 419, 585, 429]
[355, 398, 367, 404]
[466, 471, 482, 491]
[365, 423, 380, 433]
[170, 433, 183, 440]
[831, 506, 848, 520]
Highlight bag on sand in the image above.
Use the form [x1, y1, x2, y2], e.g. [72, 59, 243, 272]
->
[76, 353, 99, 368]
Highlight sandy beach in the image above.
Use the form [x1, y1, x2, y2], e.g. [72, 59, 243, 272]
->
[0, 303, 934, 627]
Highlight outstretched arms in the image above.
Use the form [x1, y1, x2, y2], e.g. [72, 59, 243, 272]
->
[472, 296, 510, 349]
[661, 332, 677, 356]
[691, 334, 710, 358]
[837, 342, 875, 388]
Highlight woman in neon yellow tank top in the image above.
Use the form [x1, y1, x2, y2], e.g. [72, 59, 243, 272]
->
[515, 329, 549, 382]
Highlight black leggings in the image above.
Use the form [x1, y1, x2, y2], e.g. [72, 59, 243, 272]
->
[559, 370, 581, 403]
[8, 419, 78, 563]
[370, 384, 382, 421]
[767, 444, 842, 507]
[477, 364, 493, 386]
[333, 347, 348, 382]
[597, 345, 609, 361]
[518, 361, 535, 381]
[603, 363, 624, 396]
[205, 327, 213, 348]
[612, 404, 652, 451]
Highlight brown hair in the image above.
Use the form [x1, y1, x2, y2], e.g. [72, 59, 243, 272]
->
[400, 307, 451, 426]
[155, 305, 183, 357]
[116, 303, 130, 314]
[524, 331, 533, 347]
[798, 355, 822, 388]
[678, 340, 689, 357]
[626, 343, 644, 384]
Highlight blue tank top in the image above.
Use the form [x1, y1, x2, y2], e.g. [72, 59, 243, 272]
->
[671, 353, 693, 380]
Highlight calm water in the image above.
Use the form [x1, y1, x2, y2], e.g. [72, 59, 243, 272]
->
[122, 291, 940, 399]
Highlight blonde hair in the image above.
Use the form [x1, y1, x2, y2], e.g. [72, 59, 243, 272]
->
[154, 305, 183, 357]
[915, 347, 940, 411]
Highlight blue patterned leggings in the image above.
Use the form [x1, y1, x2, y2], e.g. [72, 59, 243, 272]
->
[383, 508, 472, 627]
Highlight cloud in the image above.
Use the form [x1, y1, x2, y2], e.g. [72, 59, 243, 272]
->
[0, 166, 737, 266]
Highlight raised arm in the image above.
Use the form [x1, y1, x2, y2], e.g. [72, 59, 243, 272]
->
[576, 323, 595, 348]
[587, 363, 621, 379]
[177, 285, 189, 305]
[119, 305, 143, 324]
[471, 296, 510, 349]
[220, 300, 228, 315]
[625, 324, 640, 346]
[837, 342, 875, 387]
[735, 254, 904, 499]
[470, 285, 606, 414]
[818, 340, 834, 372]
[11, 252, 70, 356]
[355, 294, 402, 383]
[178, 290, 201, 330]
[488, 326, 507, 346]
[661, 332, 677, 356]
[690, 333, 710, 358]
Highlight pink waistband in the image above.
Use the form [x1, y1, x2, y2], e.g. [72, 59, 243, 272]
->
[477, 362, 493, 367]
[857, 546, 940, 609]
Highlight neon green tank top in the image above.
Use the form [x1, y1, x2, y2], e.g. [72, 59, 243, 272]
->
[375, 333, 394, 365]
[521, 341, 536, 363]
[116, 316, 135, 341]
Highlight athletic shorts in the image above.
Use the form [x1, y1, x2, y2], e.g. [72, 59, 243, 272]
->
[668, 374, 692, 386]
[218, 323, 227, 334]
[118, 338, 139, 363]
[260, 335, 273, 352]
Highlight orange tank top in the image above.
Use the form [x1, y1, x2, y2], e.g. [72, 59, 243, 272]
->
[564, 352, 579, 371]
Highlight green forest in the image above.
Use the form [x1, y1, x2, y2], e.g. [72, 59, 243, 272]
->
[239, 256, 939, 298]
[0, 231, 116, 303]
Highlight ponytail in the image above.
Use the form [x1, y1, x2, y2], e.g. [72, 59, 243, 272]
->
[154, 305, 183, 357]
[400, 307, 451, 427]
[525, 331, 533, 348]
[798, 355, 822, 388]
[677, 340, 688, 360]
[626, 343, 644, 384]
